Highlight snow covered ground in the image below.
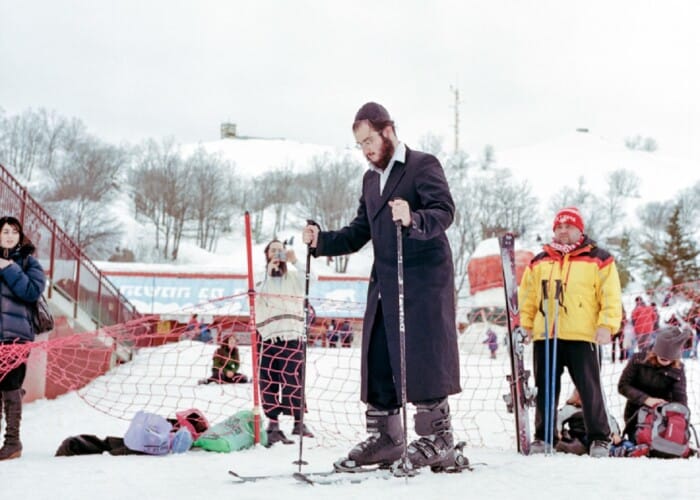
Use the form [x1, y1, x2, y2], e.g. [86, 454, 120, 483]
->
[2, 334, 700, 500]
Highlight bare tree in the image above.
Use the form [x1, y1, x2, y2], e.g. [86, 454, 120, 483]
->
[265, 165, 297, 237]
[602, 168, 641, 233]
[240, 166, 295, 244]
[446, 161, 538, 293]
[296, 152, 364, 272]
[479, 144, 495, 169]
[242, 176, 273, 244]
[418, 132, 445, 158]
[677, 181, 700, 233]
[0, 108, 84, 181]
[625, 134, 658, 152]
[40, 136, 125, 258]
[185, 147, 240, 251]
[129, 138, 191, 260]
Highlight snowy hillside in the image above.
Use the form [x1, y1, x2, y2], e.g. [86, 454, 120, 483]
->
[179, 136, 353, 178]
[496, 129, 699, 233]
[115, 129, 699, 273]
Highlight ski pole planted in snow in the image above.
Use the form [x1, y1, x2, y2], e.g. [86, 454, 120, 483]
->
[395, 218, 412, 476]
[548, 279, 563, 455]
[294, 219, 317, 470]
[541, 279, 553, 454]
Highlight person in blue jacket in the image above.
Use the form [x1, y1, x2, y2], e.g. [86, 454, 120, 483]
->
[0, 216, 46, 460]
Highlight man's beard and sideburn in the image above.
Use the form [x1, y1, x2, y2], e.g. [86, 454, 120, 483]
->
[367, 133, 395, 171]
[269, 260, 287, 277]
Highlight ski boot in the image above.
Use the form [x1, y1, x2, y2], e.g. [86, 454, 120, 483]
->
[334, 407, 403, 472]
[405, 398, 457, 472]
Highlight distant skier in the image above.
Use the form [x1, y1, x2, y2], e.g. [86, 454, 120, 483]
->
[483, 328, 498, 359]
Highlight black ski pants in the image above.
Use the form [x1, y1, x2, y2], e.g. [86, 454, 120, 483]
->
[259, 339, 303, 421]
[533, 339, 610, 443]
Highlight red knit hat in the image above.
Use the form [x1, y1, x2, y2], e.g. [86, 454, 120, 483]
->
[553, 207, 584, 232]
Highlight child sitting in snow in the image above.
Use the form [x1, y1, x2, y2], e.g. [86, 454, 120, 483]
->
[199, 334, 249, 384]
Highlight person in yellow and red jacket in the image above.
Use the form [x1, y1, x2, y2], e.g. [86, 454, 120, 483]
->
[518, 207, 622, 458]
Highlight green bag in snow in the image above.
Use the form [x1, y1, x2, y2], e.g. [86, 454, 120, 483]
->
[193, 410, 267, 452]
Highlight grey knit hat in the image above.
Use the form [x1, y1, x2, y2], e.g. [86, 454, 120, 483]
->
[652, 326, 688, 360]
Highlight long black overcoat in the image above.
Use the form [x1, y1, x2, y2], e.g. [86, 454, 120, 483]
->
[314, 147, 461, 403]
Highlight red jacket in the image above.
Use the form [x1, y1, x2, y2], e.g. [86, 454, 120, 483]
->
[631, 305, 657, 334]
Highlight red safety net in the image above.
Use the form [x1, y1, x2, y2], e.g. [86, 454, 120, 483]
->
[1, 282, 699, 450]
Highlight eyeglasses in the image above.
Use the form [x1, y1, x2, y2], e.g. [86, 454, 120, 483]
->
[355, 132, 382, 150]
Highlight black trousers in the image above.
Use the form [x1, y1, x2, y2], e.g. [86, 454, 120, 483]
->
[367, 304, 399, 410]
[259, 339, 303, 421]
[611, 333, 626, 362]
[0, 339, 28, 392]
[533, 339, 610, 443]
[366, 302, 441, 411]
[0, 363, 26, 392]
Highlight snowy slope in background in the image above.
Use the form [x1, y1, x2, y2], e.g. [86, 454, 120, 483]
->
[496, 129, 699, 233]
[180, 136, 361, 178]
[98, 130, 698, 307]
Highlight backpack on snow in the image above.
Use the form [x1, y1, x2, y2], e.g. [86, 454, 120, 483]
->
[169, 408, 210, 441]
[635, 402, 695, 458]
[123, 411, 173, 455]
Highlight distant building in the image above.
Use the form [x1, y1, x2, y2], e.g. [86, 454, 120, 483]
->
[220, 122, 237, 139]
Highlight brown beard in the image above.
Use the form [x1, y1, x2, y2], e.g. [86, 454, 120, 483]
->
[270, 261, 287, 277]
[367, 134, 395, 170]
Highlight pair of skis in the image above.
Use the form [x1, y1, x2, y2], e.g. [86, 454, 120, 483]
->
[228, 442, 473, 485]
[498, 233, 536, 455]
[228, 466, 391, 485]
[500, 233, 567, 455]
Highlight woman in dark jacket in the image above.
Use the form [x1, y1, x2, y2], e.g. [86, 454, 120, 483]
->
[0, 216, 46, 460]
[618, 326, 688, 440]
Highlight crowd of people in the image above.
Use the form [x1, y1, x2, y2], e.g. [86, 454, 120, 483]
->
[2, 101, 699, 469]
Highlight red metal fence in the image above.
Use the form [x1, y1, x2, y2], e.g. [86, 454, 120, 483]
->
[0, 162, 139, 328]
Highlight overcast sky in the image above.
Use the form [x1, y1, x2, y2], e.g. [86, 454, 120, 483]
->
[1, 0, 698, 160]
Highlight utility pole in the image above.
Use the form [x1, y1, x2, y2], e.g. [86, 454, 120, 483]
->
[450, 83, 461, 154]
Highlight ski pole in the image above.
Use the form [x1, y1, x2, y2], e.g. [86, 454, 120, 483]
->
[294, 219, 316, 470]
[395, 218, 411, 475]
[595, 341, 614, 449]
[541, 280, 552, 453]
[548, 279, 563, 454]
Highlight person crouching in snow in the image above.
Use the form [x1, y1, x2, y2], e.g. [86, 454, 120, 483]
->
[200, 334, 249, 384]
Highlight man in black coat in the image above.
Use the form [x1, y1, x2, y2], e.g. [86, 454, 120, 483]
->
[303, 102, 461, 470]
